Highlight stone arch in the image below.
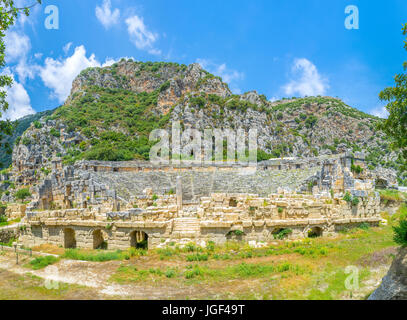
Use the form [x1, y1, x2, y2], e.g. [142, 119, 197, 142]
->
[64, 228, 76, 249]
[272, 227, 292, 240]
[130, 230, 149, 249]
[306, 226, 323, 238]
[93, 229, 107, 249]
[226, 230, 245, 241]
[229, 198, 238, 207]
[375, 178, 388, 190]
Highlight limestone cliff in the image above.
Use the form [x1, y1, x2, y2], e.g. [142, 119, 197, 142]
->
[369, 247, 407, 300]
[7, 59, 404, 199]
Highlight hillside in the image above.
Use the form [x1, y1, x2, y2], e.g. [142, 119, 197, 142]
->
[11, 59, 406, 185]
[0, 109, 54, 169]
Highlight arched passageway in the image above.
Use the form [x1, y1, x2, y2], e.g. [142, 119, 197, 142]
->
[307, 226, 323, 238]
[130, 231, 148, 249]
[64, 228, 76, 249]
[93, 229, 107, 249]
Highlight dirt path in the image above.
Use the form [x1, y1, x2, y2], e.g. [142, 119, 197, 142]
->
[0, 253, 215, 299]
[0, 245, 395, 300]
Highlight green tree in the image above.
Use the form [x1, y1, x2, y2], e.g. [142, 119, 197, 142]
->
[378, 23, 407, 170]
[0, 1, 41, 164]
[14, 188, 31, 202]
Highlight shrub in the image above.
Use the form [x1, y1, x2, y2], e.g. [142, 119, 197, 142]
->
[33, 121, 42, 129]
[0, 215, 8, 227]
[165, 268, 176, 278]
[273, 228, 292, 240]
[62, 248, 141, 262]
[29, 256, 59, 270]
[393, 218, 407, 246]
[206, 241, 215, 252]
[343, 191, 352, 203]
[186, 253, 209, 262]
[351, 164, 363, 174]
[184, 265, 204, 279]
[305, 115, 318, 128]
[358, 222, 370, 230]
[49, 128, 60, 138]
[233, 230, 244, 236]
[0, 237, 15, 247]
[159, 81, 170, 92]
[351, 197, 360, 206]
[189, 96, 206, 109]
[14, 188, 31, 201]
[22, 137, 31, 146]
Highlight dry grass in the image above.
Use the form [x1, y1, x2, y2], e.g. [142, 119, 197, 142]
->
[0, 269, 109, 300]
[0, 224, 398, 300]
[107, 225, 397, 300]
[32, 244, 65, 255]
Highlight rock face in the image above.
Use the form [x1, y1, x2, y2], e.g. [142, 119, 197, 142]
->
[369, 247, 407, 300]
[4, 59, 403, 202]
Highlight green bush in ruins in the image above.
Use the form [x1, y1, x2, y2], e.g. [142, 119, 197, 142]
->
[52, 86, 171, 162]
[14, 188, 31, 201]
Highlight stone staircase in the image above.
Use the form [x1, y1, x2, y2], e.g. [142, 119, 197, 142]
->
[172, 217, 200, 239]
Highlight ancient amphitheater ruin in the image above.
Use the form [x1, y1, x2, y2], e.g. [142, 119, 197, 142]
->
[2, 151, 393, 250]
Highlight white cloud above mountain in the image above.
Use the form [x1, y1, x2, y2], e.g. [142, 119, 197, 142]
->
[38, 45, 129, 103]
[283, 58, 329, 97]
[125, 15, 161, 55]
[370, 105, 389, 119]
[1, 69, 35, 121]
[4, 31, 31, 63]
[95, 0, 120, 29]
[39, 46, 101, 103]
[196, 59, 244, 94]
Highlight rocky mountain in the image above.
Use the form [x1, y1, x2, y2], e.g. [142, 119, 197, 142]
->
[0, 109, 54, 169]
[369, 247, 407, 300]
[10, 59, 406, 187]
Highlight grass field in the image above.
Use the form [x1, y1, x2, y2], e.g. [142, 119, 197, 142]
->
[108, 224, 397, 299]
[0, 222, 399, 300]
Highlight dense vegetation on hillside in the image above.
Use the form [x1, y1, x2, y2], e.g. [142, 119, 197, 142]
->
[0, 109, 54, 168]
[50, 86, 171, 163]
[10, 60, 407, 185]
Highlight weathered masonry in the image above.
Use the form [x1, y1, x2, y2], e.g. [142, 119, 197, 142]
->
[13, 152, 384, 249]
[20, 191, 381, 250]
[6, 154, 388, 249]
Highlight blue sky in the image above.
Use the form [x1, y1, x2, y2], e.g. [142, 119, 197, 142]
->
[3, 0, 407, 120]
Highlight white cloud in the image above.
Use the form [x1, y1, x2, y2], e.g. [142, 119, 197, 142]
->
[4, 30, 37, 83]
[39, 46, 101, 103]
[63, 42, 73, 55]
[101, 57, 118, 67]
[283, 58, 329, 97]
[4, 31, 30, 63]
[15, 58, 37, 82]
[197, 59, 244, 94]
[125, 15, 161, 55]
[95, 0, 120, 29]
[1, 70, 35, 121]
[38, 46, 124, 103]
[370, 105, 389, 119]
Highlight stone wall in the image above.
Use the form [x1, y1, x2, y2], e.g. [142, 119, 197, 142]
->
[19, 190, 382, 250]
[23, 152, 381, 213]
[0, 226, 19, 244]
